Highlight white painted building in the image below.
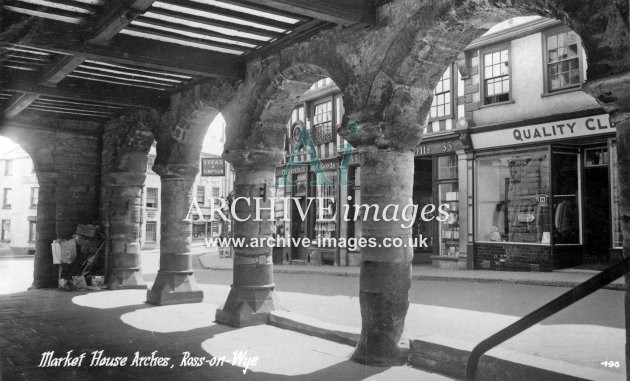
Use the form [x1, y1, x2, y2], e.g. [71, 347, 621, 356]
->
[140, 146, 234, 249]
[0, 146, 38, 255]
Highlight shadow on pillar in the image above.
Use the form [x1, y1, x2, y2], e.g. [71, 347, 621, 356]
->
[30, 176, 57, 289]
[215, 282, 277, 327]
[145, 174, 204, 305]
[146, 252, 203, 305]
[215, 162, 278, 326]
[106, 241, 146, 289]
[351, 261, 410, 366]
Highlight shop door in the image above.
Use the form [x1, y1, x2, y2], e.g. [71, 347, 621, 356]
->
[412, 158, 433, 263]
[583, 147, 611, 264]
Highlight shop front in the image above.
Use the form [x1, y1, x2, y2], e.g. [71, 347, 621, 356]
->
[412, 135, 469, 269]
[274, 152, 360, 266]
[471, 113, 620, 271]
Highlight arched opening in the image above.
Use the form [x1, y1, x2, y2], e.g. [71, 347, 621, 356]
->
[413, 15, 617, 272]
[0, 135, 39, 294]
[274, 77, 358, 267]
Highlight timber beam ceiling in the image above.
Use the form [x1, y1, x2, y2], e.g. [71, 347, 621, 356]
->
[1, 0, 374, 122]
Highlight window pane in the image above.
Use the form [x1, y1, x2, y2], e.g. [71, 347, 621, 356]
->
[475, 151, 550, 243]
[487, 81, 495, 96]
[500, 50, 508, 62]
[485, 53, 492, 65]
[549, 63, 558, 75]
[558, 46, 567, 60]
[492, 52, 500, 63]
[558, 32, 566, 47]
[560, 60, 570, 73]
[549, 49, 558, 62]
[552, 153, 580, 243]
[568, 44, 578, 58]
[548, 35, 557, 50]
[500, 62, 509, 75]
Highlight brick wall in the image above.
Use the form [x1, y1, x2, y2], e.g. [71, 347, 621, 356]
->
[474, 243, 552, 272]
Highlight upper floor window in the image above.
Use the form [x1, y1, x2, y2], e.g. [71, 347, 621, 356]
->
[197, 186, 205, 204]
[544, 29, 582, 92]
[4, 160, 12, 176]
[147, 156, 155, 173]
[30, 187, 38, 207]
[1, 220, 10, 242]
[3, 188, 11, 208]
[146, 188, 158, 208]
[311, 101, 333, 144]
[430, 66, 452, 119]
[482, 47, 510, 105]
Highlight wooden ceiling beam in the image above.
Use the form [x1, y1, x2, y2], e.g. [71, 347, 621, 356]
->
[2, 76, 161, 109]
[88, 0, 157, 45]
[3, 92, 40, 119]
[8, 38, 245, 78]
[233, 0, 372, 27]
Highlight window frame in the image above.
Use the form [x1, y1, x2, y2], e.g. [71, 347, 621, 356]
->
[146, 187, 158, 209]
[541, 26, 584, 95]
[479, 44, 513, 107]
[145, 221, 157, 242]
[310, 98, 334, 144]
[4, 160, 12, 176]
[1, 219, 10, 242]
[28, 220, 36, 243]
[3, 188, 11, 209]
[30, 187, 38, 207]
[429, 64, 455, 122]
[197, 186, 205, 205]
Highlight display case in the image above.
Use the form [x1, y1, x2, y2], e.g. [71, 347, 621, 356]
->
[439, 184, 460, 257]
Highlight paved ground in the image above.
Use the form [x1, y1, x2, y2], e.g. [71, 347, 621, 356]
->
[0, 287, 454, 381]
[1, 252, 626, 380]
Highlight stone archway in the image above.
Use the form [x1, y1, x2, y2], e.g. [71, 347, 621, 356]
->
[145, 78, 239, 305]
[0, 120, 101, 289]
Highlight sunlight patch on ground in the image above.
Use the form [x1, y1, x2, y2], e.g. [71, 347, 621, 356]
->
[201, 325, 353, 376]
[121, 302, 219, 333]
[0, 259, 34, 295]
[72, 290, 146, 309]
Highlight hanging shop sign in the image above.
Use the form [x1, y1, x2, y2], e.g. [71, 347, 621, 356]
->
[471, 114, 612, 149]
[201, 158, 225, 176]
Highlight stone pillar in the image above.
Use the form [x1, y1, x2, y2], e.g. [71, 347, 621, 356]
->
[104, 168, 146, 289]
[146, 164, 203, 305]
[216, 150, 283, 327]
[351, 148, 414, 366]
[30, 171, 57, 289]
[584, 72, 630, 375]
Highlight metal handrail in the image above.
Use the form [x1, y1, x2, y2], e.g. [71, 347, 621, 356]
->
[465, 257, 630, 380]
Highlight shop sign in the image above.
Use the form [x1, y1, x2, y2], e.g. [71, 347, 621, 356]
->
[275, 165, 308, 177]
[471, 114, 613, 149]
[201, 158, 225, 176]
[275, 152, 360, 177]
[414, 140, 463, 156]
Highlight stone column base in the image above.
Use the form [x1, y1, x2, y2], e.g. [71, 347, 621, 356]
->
[146, 272, 203, 305]
[106, 268, 147, 289]
[215, 286, 276, 327]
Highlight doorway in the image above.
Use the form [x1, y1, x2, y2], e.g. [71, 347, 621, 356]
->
[412, 157, 433, 263]
[583, 162, 611, 265]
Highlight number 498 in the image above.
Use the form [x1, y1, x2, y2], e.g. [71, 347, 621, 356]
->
[601, 361, 620, 368]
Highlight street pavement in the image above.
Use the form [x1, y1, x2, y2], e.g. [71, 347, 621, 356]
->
[0, 252, 626, 380]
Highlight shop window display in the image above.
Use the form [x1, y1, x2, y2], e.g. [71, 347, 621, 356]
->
[476, 150, 551, 243]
